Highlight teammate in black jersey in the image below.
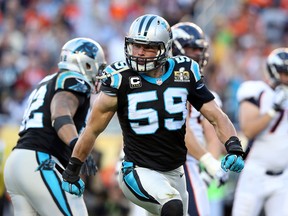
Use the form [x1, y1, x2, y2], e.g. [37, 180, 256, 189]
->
[62, 15, 245, 216]
[4, 38, 106, 216]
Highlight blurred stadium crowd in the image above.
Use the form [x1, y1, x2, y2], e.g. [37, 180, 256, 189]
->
[0, 0, 287, 215]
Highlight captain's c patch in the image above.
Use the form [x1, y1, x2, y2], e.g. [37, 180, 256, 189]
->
[129, 76, 142, 88]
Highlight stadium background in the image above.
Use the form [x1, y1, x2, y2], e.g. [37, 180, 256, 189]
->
[0, 0, 287, 215]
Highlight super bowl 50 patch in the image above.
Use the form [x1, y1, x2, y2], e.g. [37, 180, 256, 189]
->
[174, 68, 190, 82]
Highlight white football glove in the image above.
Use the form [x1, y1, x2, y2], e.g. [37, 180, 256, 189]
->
[199, 153, 229, 187]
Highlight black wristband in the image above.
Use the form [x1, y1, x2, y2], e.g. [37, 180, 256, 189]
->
[224, 136, 244, 156]
[62, 157, 84, 183]
[69, 137, 78, 149]
[67, 157, 83, 173]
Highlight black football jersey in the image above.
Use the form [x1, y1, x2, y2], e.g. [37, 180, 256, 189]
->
[101, 56, 214, 171]
[15, 71, 91, 166]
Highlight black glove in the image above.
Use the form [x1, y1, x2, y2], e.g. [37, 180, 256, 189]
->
[62, 157, 85, 197]
[68, 137, 98, 176]
[80, 154, 98, 176]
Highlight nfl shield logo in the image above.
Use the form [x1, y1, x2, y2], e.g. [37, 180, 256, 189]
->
[156, 78, 162, 85]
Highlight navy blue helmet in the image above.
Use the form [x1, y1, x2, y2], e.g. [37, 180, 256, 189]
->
[171, 22, 209, 70]
[267, 47, 288, 85]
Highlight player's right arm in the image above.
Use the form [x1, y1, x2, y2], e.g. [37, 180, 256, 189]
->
[237, 81, 275, 139]
[61, 92, 117, 196]
[72, 92, 117, 162]
[238, 101, 271, 139]
[71, 62, 124, 162]
[61, 62, 123, 196]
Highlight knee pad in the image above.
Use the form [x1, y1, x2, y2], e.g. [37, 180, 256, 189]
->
[161, 199, 183, 216]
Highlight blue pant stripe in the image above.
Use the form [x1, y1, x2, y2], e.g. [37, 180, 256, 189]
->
[124, 171, 149, 199]
[36, 152, 72, 216]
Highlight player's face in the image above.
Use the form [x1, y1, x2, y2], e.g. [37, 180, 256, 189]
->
[131, 43, 158, 64]
[279, 72, 288, 86]
[183, 47, 203, 63]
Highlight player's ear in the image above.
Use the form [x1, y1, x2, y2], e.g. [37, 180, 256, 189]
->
[95, 80, 102, 94]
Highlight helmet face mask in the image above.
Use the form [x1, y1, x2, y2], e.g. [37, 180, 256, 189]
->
[125, 14, 172, 73]
[58, 38, 106, 90]
[266, 48, 288, 86]
[171, 22, 209, 70]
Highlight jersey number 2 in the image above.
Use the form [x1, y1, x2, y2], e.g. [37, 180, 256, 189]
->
[20, 85, 47, 131]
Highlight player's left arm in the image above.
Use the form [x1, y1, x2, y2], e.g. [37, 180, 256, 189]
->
[51, 91, 80, 146]
[202, 91, 226, 160]
[185, 103, 207, 160]
[200, 100, 245, 172]
[185, 102, 229, 184]
[52, 71, 92, 147]
[202, 118, 225, 159]
[200, 100, 236, 144]
[201, 116, 229, 186]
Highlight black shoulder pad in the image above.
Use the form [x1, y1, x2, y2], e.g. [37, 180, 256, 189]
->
[55, 71, 91, 95]
[100, 61, 128, 89]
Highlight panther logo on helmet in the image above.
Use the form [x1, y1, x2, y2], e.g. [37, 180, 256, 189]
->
[58, 38, 107, 91]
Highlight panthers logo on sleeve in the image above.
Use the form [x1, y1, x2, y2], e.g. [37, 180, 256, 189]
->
[55, 71, 91, 95]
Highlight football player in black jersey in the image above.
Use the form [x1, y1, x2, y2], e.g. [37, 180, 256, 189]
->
[62, 14, 245, 216]
[4, 38, 106, 216]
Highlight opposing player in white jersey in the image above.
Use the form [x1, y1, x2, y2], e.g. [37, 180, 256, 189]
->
[61, 14, 245, 216]
[171, 22, 228, 216]
[4, 38, 106, 216]
[233, 48, 288, 216]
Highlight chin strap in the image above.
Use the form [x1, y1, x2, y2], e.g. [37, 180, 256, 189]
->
[95, 65, 126, 79]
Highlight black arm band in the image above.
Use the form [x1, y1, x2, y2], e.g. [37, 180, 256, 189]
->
[69, 137, 78, 149]
[224, 136, 244, 156]
[52, 115, 74, 132]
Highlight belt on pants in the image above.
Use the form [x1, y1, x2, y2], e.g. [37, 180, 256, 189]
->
[266, 170, 283, 176]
